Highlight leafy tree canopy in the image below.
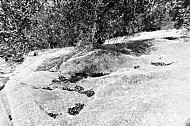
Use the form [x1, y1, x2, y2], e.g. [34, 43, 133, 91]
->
[0, 0, 190, 62]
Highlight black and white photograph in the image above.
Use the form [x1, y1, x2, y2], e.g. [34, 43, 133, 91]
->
[0, 0, 190, 125]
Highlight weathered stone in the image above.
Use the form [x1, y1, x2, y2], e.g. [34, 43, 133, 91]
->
[2, 30, 190, 126]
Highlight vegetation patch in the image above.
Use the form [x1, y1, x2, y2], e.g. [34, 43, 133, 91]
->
[42, 76, 96, 97]
[163, 37, 178, 40]
[134, 66, 140, 69]
[53, 72, 109, 84]
[68, 103, 85, 116]
[46, 112, 59, 119]
[151, 62, 174, 66]
[0, 0, 189, 62]
[8, 115, 12, 121]
[80, 89, 95, 97]
[41, 87, 54, 91]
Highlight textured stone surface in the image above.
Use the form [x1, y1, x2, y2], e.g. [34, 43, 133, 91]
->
[1, 30, 190, 126]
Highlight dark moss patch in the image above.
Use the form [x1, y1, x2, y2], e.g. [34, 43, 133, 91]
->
[69, 72, 109, 83]
[63, 85, 95, 97]
[69, 73, 87, 83]
[52, 79, 61, 83]
[45, 74, 97, 97]
[41, 87, 54, 90]
[58, 75, 67, 81]
[163, 37, 177, 40]
[8, 115, 12, 121]
[89, 73, 108, 77]
[72, 85, 95, 97]
[73, 85, 85, 92]
[46, 112, 59, 119]
[53, 72, 108, 84]
[62, 86, 74, 91]
[13, 57, 24, 63]
[134, 65, 140, 69]
[81, 89, 95, 97]
[68, 103, 85, 116]
[151, 62, 174, 66]
[33, 52, 38, 56]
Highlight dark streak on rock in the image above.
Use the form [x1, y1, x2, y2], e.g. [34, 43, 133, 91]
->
[163, 37, 177, 40]
[0, 84, 5, 91]
[68, 103, 85, 115]
[151, 62, 174, 66]
[89, 73, 108, 77]
[41, 87, 54, 90]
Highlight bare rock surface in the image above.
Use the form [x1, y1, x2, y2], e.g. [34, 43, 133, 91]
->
[1, 30, 190, 126]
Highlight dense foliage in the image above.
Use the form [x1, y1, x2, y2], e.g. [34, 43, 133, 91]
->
[0, 0, 190, 62]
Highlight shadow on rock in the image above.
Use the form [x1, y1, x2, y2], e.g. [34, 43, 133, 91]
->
[99, 39, 153, 56]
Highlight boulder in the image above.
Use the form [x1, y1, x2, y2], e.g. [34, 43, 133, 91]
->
[1, 30, 190, 126]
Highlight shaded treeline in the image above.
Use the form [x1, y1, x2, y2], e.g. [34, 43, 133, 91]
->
[0, 0, 189, 61]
